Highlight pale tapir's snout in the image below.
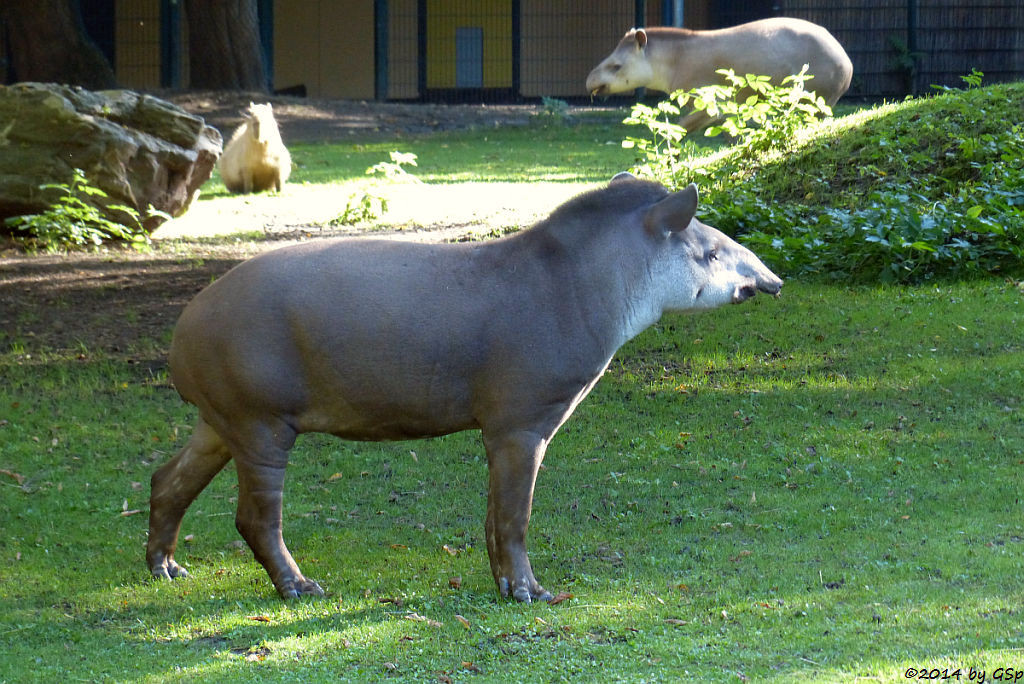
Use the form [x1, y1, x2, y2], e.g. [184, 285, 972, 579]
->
[733, 273, 783, 304]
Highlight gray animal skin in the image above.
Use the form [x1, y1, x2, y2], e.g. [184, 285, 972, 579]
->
[147, 174, 783, 602]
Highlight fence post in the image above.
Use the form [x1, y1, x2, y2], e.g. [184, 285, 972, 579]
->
[375, 0, 389, 100]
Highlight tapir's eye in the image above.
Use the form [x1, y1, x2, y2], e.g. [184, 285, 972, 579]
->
[708, 249, 719, 262]
[609, 64, 621, 73]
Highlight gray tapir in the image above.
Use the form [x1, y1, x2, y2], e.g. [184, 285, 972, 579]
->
[147, 174, 783, 602]
[586, 17, 853, 132]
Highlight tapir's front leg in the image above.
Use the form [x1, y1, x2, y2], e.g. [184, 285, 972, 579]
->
[482, 429, 554, 603]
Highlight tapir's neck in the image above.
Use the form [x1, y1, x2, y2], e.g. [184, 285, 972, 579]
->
[502, 223, 664, 356]
[642, 27, 721, 94]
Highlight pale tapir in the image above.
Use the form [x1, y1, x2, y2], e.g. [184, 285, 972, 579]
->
[586, 17, 853, 132]
[147, 174, 783, 602]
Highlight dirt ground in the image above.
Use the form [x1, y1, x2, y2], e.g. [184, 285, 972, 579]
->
[0, 93, 598, 357]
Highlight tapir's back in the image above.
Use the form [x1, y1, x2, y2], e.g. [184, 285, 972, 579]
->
[168, 236, 566, 440]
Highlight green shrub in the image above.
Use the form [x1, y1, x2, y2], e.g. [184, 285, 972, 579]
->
[623, 73, 1024, 282]
[5, 168, 155, 252]
[328, 151, 419, 227]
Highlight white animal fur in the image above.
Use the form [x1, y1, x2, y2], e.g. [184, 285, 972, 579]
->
[219, 102, 291, 193]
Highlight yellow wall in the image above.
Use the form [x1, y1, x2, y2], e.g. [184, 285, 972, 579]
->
[274, 0, 376, 98]
[107, 2, 716, 100]
[425, 0, 512, 89]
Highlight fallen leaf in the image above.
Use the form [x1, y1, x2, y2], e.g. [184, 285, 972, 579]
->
[404, 612, 441, 627]
[247, 615, 271, 623]
[547, 591, 574, 606]
[730, 550, 752, 562]
[455, 614, 470, 629]
[462, 662, 481, 673]
[448, 576, 462, 589]
[1, 466, 25, 483]
[378, 596, 403, 606]
[120, 509, 142, 517]
[327, 472, 344, 482]
[534, 617, 548, 625]
[390, 544, 408, 550]
[664, 618, 688, 626]
[442, 544, 458, 556]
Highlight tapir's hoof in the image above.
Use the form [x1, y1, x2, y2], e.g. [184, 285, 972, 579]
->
[499, 576, 553, 604]
[277, 577, 325, 599]
[150, 557, 189, 581]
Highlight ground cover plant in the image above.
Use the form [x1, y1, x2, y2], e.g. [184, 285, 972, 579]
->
[625, 77, 1024, 283]
[2, 88, 1023, 682]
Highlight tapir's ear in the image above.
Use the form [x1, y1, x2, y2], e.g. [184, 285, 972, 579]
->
[610, 171, 637, 184]
[644, 183, 698, 235]
[635, 28, 648, 50]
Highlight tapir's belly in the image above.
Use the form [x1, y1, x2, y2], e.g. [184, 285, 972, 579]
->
[292, 353, 484, 440]
[171, 268, 510, 441]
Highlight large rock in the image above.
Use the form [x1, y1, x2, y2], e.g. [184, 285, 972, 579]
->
[0, 83, 222, 231]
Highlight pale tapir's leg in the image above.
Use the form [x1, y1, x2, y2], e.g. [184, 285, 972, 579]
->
[680, 109, 716, 133]
[482, 429, 554, 603]
[148, 416, 232, 580]
[230, 420, 325, 599]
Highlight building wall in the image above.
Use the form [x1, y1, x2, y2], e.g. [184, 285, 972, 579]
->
[274, 1, 376, 98]
[519, 0, 635, 98]
[84, 1, 1024, 101]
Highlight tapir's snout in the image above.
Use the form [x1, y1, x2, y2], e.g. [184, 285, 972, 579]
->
[733, 282, 758, 304]
[759, 273, 784, 297]
[732, 274, 783, 304]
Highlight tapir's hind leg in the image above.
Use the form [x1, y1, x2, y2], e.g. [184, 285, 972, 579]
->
[231, 420, 325, 599]
[148, 416, 231, 581]
[483, 429, 555, 604]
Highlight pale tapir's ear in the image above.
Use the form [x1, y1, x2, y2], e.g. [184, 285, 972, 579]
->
[635, 28, 648, 50]
[644, 183, 698, 235]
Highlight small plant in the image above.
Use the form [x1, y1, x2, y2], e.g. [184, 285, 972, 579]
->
[6, 169, 155, 252]
[889, 35, 924, 93]
[623, 66, 832, 189]
[539, 96, 572, 124]
[932, 67, 984, 92]
[329, 191, 389, 226]
[329, 151, 419, 227]
[366, 150, 419, 182]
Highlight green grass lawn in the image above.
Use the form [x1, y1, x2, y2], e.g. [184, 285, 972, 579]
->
[1, 93, 1023, 682]
[2, 280, 1021, 682]
[200, 110, 638, 197]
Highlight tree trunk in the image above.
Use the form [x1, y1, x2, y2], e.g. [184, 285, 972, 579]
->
[184, 0, 268, 91]
[0, 0, 116, 89]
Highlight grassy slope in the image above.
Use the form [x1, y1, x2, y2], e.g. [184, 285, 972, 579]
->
[751, 81, 1024, 207]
